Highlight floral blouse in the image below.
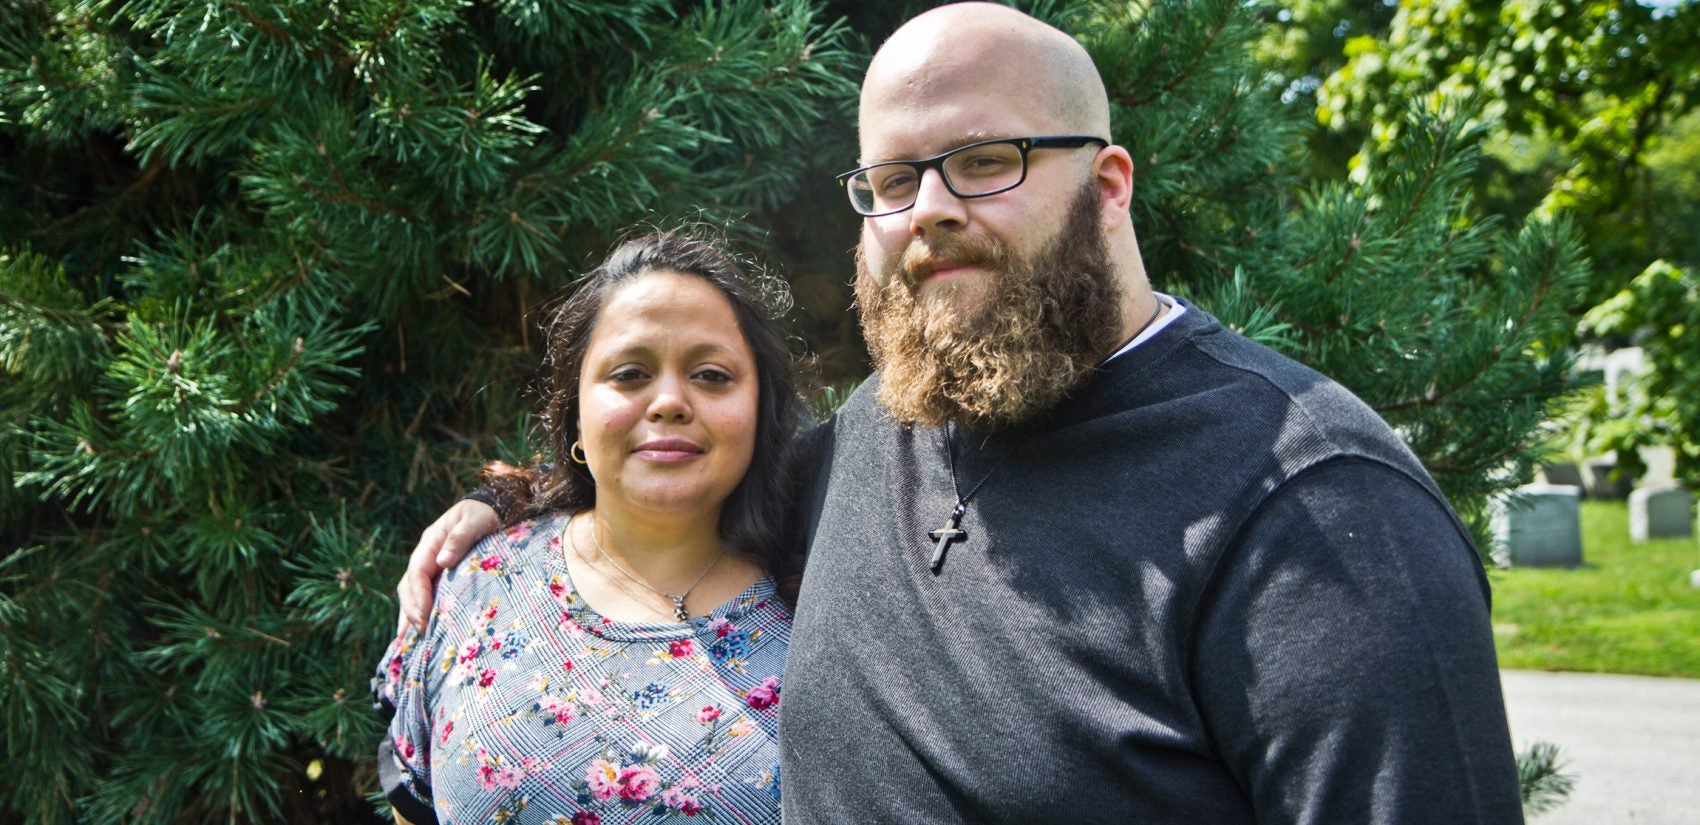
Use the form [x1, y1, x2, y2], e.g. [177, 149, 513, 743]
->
[373, 512, 790, 825]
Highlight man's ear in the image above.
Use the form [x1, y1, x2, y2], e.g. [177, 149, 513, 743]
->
[1093, 145, 1135, 229]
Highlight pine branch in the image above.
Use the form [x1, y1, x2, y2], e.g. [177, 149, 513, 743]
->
[1111, 0, 1236, 109]
[226, 2, 356, 67]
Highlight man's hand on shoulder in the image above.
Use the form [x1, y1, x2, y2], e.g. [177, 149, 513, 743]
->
[396, 500, 500, 633]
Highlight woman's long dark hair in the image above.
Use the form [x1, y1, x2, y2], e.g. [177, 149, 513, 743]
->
[488, 231, 804, 599]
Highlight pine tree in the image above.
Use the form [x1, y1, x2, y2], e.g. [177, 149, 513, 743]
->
[3, 0, 1586, 822]
[1, 1, 856, 821]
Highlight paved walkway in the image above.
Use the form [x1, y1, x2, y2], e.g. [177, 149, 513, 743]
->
[1501, 669, 1700, 823]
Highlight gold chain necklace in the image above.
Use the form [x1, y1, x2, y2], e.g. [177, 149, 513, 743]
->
[575, 514, 726, 621]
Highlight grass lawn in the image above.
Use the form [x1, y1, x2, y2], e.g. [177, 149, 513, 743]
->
[1490, 499, 1700, 678]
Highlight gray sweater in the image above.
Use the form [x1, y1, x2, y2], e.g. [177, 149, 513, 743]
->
[779, 307, 1523, 823]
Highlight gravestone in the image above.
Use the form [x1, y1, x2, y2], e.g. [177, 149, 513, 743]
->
[1629, 485, 1693, 542]
[1639, 445, 1677, 485]
[1491, 484, 1583, 567]
[1538, 462, 1585, 490]
[1585, 459, 1634, 499]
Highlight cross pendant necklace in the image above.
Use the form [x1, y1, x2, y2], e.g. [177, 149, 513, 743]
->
[927, 503, 969, 573]
[926, 299, 1165, 574]
[928, 425, 1026, 574]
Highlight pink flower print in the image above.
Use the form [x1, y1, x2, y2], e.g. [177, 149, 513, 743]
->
[539, 695, 576, 725]
[696, 705, 722, 724]
[661, 786, 704, 813]
[530, 674, 549, 692]
[484, 603, 500, 619]
[560, 613, 586, 637]
[562, 659, 575, 672]
[477, 668, 497, 688]
[476, 764, 498, 791]
[479, 554, 504, 572]
[580, 687, 605, 706]
[438, 719, 455, 744]
[571, 813, 602, 825]
[458, 641, 482, 663]
[386, 654, 404, 683]
[505, 522, 532, 543]
[745, 676, 780, 710]
[549, 578, 567, 599]
[495, 765, 524, 790]
[393, 734, 415, 761]
[669, 639, 694, 658]
[521, 757, 540, 772]
[708, 618, 731, 638]
[585, 759, 620, 801]
[728, 717, 756, 737]
[616, 764, 661, 802]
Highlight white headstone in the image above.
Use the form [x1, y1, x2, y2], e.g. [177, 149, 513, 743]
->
[1491, 484, 1583, 567]
[1629, 485, 1693, 542]
[1602, 346, 1645, 406]
[1639, 445, 1677, 485]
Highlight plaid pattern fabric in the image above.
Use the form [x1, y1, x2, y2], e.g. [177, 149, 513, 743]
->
[376, 512, 789, 824]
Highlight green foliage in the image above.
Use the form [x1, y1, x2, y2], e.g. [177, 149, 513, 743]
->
[1574, 260, 1700, 484]
[1, 0, 857, 821]
[1312, 0, 1700, 304]
[1265, 104, 1590, 535]
[1, 0, 1611, 820]
[1516, 741, 1577, 816]
[1087, 0, 1307, 293]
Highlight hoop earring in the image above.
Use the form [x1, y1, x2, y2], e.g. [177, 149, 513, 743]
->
[570, 441, 588, 465]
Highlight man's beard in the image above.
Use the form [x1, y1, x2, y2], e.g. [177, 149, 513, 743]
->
[854, 183, 1126, 431]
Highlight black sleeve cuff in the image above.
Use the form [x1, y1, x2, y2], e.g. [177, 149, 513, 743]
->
[377, 737, 440, 825]
[460, 487, 517, 524]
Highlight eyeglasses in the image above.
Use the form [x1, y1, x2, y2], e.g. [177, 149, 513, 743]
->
[835, 135, 1109, 217]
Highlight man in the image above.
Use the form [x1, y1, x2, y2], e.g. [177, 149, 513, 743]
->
[399, 4, 1524, 821]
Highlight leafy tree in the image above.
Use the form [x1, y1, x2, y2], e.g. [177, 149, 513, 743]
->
[1574, 259, 1700, 484]
[1303, 0, 1700, 481]
[2, 0, 1587, 821]
[1310, 0, 1700, 303]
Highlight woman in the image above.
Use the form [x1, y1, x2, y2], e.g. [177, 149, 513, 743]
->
[374, 232, 800, 825]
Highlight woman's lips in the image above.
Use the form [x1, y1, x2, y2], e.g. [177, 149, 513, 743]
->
[634, 438, 704, 462]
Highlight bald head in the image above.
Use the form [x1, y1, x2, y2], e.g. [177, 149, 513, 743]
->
[853, 3, 1153, 353]
[861, 3, 1109, 149]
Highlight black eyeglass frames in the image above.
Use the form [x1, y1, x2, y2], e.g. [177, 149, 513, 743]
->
[835, 135, 1109, 217]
